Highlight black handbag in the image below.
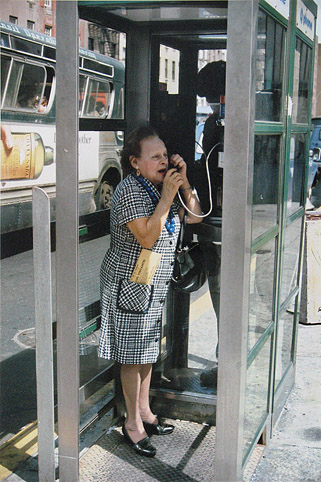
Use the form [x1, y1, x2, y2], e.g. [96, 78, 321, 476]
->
[171, 214, 206, 293]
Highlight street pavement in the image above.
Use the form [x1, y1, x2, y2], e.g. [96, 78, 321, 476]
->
[250, 323, 321, 482]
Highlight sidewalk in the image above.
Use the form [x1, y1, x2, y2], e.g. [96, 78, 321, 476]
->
[2, 324, 320, 481]
[250, 323, 321, 482]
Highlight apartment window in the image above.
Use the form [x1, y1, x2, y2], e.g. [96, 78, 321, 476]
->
[44, 0, 52, 8]
[27, 20, 35, 30]
[88, 38, 94, 51]
[99, 41, 105, 54]
[172, 61, 176, 81]
[45, 26, 52, 36]
[165, 59, 168, 79]
[9, 16, 18, 24]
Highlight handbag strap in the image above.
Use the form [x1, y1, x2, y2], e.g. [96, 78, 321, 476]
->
[177, 211, 187, 251]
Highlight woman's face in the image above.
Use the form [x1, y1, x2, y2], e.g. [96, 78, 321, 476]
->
[131, 136, 168, 185]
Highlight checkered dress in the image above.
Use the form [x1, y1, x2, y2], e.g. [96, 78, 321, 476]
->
[99, 173, 182, 364]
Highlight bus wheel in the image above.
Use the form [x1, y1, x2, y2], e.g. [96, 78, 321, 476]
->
[99, 180, 114, 209]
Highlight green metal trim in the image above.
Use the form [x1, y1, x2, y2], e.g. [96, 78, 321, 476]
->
[286, 206, 305, 226]
[79, 226, 88, 237]
[251, 225, 279, 255]
[247, 322, 274, 369]
[254, 122, 284, 134]
[259, 0, 289, 27]
[279, 286, 299, 313]
[273, 285, 299, 396]
[291, 290, 301, 363]
[242, 412, 269, 468]
[79, 318, 100, 341]
[274, 358, 293, 397]
[289, 124, 310, 133]
[295, 28, 314, 47]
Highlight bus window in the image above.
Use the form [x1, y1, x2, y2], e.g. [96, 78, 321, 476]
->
[2, 58, 54, 113]
[0, 56, 10, 101]
[83, 79, 112, 118]
[11, 36, 42, 57]
[79, 75, 87, 115]
[16, 63, 46, 110]
[3, 59, 22, 108]
[115, 87, 124, 119]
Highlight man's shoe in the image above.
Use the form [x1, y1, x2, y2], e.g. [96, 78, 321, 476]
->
[200, 366, 218, 387]
[122, 425, 156, 457]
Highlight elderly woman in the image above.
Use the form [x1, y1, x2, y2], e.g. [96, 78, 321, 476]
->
[99, 126, 202, 457]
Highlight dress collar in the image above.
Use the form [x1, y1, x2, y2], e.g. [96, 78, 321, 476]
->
[131, 172, 161, 200]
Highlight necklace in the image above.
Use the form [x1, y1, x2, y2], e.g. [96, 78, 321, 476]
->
[133, 173, 175, 234]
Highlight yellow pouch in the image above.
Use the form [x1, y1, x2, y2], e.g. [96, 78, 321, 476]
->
[130, 249, 162, 285]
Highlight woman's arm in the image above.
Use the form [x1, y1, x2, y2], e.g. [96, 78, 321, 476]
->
[169, 154, 202, 224]
[178, 186, 203, 224]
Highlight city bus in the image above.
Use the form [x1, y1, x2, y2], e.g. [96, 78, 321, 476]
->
[0, 20, 125, 239]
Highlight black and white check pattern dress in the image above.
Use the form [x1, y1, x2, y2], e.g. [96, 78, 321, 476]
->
[99, 173, 181, 364]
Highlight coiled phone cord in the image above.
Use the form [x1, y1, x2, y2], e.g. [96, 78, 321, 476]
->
[177, 141, 223, 218]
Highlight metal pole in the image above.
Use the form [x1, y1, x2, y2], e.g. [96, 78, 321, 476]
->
[215, 1, 258, 481]
[33, 187, 55, 482]
[56, 2, 80, 480]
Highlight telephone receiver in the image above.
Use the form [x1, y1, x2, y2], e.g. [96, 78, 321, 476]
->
[169, 162, 178, 171]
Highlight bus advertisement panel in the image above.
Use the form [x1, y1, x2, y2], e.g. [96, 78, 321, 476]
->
[1, 21, 125, 236]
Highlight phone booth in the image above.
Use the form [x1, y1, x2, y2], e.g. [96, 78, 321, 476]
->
[46, 0, 318, 481]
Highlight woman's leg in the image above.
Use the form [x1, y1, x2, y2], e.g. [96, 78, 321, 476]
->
[120, 363, 147, 443]
[139, 363, 157, 424]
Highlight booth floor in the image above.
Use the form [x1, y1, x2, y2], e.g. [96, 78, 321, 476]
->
[79, 420, 263, 482]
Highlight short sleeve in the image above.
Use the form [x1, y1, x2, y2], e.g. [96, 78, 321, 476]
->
[113, 180, 150, 226]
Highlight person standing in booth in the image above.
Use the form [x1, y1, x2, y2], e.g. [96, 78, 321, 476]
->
[99, 126, 202, 457]
[191, 61, 226, 388]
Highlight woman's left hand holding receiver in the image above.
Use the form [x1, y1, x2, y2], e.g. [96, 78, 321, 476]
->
[169, 154, 203, 224]
[169, 154, 189, 189]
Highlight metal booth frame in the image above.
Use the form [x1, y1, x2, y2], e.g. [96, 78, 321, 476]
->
[52, 1, 318, 481]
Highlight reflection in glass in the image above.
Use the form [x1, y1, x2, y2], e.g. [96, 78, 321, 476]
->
[292, 38, 312, 125]
[287, 134, 307, 216]
[77, 130, 123, 213]
[151, 284, 218, 399]
[78, 234, 115, 414]
[274, 306, 295, 391]
[252, 135, 280, 240]
[243, 336, 271, 460]
[79, 19, 126, 120]
[78, 135, 117, 429]
[77, 126, 123, 424]
[248, 238, 275, 351]
[280, 217, 302, 304]
[0, 249, 39, 445]
[154, 44, 181, 154]
[255, 9, 285, 121]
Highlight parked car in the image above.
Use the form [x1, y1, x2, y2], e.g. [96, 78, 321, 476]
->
[308, 118, 321, 209]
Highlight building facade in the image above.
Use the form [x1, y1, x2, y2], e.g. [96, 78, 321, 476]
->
[1, 0, 56, 37]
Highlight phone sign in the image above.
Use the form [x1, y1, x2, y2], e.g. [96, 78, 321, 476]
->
[264, 0, 290, 20]
[297, 0, 315, 41]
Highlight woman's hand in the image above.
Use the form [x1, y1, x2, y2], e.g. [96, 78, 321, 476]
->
[161, 167, 184, 204]
[168, 155, 203, 224]
[170, 154, 188, 184]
